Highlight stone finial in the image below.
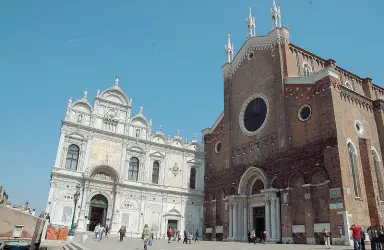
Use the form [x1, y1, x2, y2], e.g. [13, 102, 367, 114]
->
[139, 105, 143, 114]
[149, 119, 152, 127]
[129, 98, 132, 106]
[176, 129, 180, 136]
[68, 97, 72, 108]
[325, 59, 336, 68]
[114, 76, 119, 87]
[159, 125, 162, 132]
[246, 7, 256, 37]
[83, 89, 88, 99]
[363, 77, 372, 85]
[225, 33, 234, 63]
[271, 0, 282, 29]
[97, 89, 100, 97]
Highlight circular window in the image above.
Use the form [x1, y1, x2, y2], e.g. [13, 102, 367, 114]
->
[298, 104, 312, 121]
[239, 93, 269, 136]
[355, 121, 364, 134]
[248, 52, 254, 60]
[215, 141, 222, 153]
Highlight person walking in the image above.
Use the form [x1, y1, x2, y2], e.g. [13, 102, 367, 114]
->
[105, 225, 109, 238]
[142, 224, 151, 250]
[118, 225, 126, 242]
[167, 227, 173, 243]
[176, 230, 181, 243]
[98, 225, 105, 242]
[251, 229, 256, 244]
[350, 224, 361, 250]
[194, 229, 199, 243]
[360, 226, 366, 250]
[94, 223, 100, 239]
[262, 230, 267, 244]
[323, 228, 331, 249]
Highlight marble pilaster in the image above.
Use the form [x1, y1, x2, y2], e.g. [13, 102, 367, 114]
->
[243, 202, 247, 241]
[271, 198, 277, 239]
[265, 198, 271, 240]
[228, 204, 233, 239]
[275, 197, 281, 240]
[233, 203, 237, 240]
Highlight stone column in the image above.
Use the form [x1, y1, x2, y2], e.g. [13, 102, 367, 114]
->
[271, 198, 277, 239]
[233, 203, 237, 240]
[265, 198, 271, 241]
[76, 182, 89, 232]
[275, 197, 281, 240]
[243, 202, 247, 241]
[228, 203, 233, 239]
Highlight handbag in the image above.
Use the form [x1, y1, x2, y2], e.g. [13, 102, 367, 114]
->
[148, 239, 152, 246]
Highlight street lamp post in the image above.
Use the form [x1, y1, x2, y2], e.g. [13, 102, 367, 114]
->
[69, 184, 81, 236]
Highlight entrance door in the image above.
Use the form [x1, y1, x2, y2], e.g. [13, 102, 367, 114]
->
[88, 194, 108, 231]
[252, 207, 265, 239]
[167, 220, 178, 236]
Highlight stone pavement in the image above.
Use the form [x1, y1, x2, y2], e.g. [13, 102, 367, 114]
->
[78, 235, 356, 250]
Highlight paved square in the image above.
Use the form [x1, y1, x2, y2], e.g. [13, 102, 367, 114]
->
[78, 235, 356, 250]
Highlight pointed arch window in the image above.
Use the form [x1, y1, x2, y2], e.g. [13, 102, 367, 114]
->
[152, 161, 160, 184]
[65, 144, 79, 171]
[348, 143, 360, 197]
[303, 63, 313, 76]
[128, 157, 139, 181]
[373, 150, 383, 200]
[189, 167, 196, 189]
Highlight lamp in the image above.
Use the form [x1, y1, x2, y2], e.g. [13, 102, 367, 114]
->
[69, 184, 81, 236]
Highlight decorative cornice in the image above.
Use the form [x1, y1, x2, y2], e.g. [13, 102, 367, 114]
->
[62, 120, 203, 156]
[284, 67, 340, 85]
[339, 87, 374, 112]
[222, 27, 290, 79]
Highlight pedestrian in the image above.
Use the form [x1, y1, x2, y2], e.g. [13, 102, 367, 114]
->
[105, 225, 109, 238]
[323, 228, 331, 249]
[167, 227, 173, 243]
[263, 230, 267, 244]
[248, 231, 251, 243]
[189, 232, 193, 244]
[360, 226, 366, 250]
[195, 229, 199, 243]
[176, 230, 181, 243]
[117, 225, 126, 242]
[142, 224, 151, 250]
[94, 223, 100, 239]
[183, 230, 188, 244]
[251, 229, 256, 244]
[98, 225, 105, 241]
[350, 224, 361, 250]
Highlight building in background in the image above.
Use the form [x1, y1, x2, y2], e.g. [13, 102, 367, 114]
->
[46, 77, 204, 237]
[203, 0, 384, 245]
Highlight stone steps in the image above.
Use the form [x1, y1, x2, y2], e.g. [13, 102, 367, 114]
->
[62, 242, 89, 250]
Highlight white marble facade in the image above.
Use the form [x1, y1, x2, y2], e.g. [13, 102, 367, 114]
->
[45, 77, 204, 238]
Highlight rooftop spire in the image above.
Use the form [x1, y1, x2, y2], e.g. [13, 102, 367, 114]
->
[225, 33, 234, 63]
[246, 7, 256, 38]
[270, 0, 282, 29]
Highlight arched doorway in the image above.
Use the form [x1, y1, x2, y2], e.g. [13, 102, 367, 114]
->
[88, 194, 108, 231]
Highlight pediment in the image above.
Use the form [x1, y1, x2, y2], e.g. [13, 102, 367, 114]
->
[67, 133, 86, 141]
[166, 206, 181, 216]
[149, 151, 165, 158]
[128, 146, 145, 154]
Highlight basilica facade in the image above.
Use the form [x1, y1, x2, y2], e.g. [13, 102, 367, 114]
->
[203, 1, 384, 246]
[45, 78, 204, 238]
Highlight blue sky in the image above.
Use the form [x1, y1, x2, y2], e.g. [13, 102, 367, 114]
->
[0, 0, 382, 213]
